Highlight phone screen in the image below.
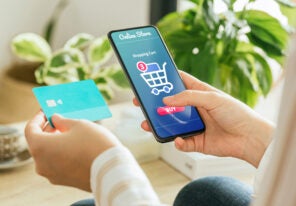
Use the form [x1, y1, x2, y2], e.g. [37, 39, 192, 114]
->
[108, 26, 205, 142]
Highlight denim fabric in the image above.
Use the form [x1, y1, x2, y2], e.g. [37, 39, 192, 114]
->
[173, 176, 252, 206]
[71, 198, 95, 206]
[72, 176, 252, 206]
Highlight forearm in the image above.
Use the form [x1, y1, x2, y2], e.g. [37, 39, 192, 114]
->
[91, 146, 166, 206]
[242, 117, 275, 168]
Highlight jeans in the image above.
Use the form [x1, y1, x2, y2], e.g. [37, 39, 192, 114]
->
[72, 176, 252, 206]
[71, 199, 95, 206]
[173, 176, 252, 206]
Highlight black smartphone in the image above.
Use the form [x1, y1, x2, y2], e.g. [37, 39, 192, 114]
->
[108, 25, 205, 143]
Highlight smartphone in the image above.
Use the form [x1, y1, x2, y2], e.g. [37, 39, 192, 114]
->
[108, 25, 205, 143]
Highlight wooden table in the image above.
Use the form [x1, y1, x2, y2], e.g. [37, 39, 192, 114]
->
[0, 158, 189, 206]
[0, 102, 255, 205]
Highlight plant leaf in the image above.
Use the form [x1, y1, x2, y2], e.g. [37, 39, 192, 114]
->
[43, 0, 69, 45]
[41, 49, 85, 84]
[43, 69, 80, 85]
[156, 3, 281, 107]
[234, 56, 258, 92]
[47, 49, 85, 70]
[279, 4, 296, 27]
[188, 0, 200, 4]
[234, 42, 272, 96]
[165, 29, 207, 54]
[11, 33, 51, 62]
[93, 76, 107, 84]
[88, 36, 112, 66]
[34, 64, 46, 84]
[275, 0, 296, 8]
[244, 10, 288, 58]
[231, 56, 260, 107]
[77, 66, 89, 80]
[172, 38, 218, 84]
[107, 66, 130, 88]
[96, 84, 114, 101]
[202, 0, 219, 30]
[157, 12, 184, 38]
[251, 52, 273, 96]
[235, 75, 260, 107]
[64, 33, 94, 49]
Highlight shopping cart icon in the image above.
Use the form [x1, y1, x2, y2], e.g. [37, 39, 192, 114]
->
[139, 61, 173, 95]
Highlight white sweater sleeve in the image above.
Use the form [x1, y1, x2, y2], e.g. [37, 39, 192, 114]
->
[90, 146, 168, 206]
[253, 139, 275, 198]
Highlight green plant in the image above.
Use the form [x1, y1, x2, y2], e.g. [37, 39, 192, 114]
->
[157, 0, 295, 107]
[278, 0, 296, 28]
[43, 0, 69, 45]
[11, 33, 129, 101]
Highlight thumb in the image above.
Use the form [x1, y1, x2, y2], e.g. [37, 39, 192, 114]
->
[163, 90, 223, 110]
[51, 114, 77, 132]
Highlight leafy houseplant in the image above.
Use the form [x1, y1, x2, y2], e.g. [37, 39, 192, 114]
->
[157, 0, 295, 107]
[11, 33, 129, 101]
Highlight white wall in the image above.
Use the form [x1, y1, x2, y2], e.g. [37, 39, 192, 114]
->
[0, 0, 150, 69]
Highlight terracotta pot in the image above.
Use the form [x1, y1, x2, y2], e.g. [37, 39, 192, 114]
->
[0, 64, 39, 124]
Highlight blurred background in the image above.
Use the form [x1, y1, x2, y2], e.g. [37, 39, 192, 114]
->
[0, 0, 295, 205]
[0, 0, 290, 68]
[1, 0, 292, 121]
[0, 0, 150, 67]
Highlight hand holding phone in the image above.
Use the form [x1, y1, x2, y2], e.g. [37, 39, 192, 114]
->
[108, 26, 205, 143]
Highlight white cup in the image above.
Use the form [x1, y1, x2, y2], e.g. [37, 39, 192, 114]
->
[0, 126, 22, 161]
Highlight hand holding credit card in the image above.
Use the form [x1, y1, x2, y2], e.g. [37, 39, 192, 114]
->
[32, 80, 112, 127]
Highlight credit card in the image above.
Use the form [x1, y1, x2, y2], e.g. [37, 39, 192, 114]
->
[32, 80, 112, 127]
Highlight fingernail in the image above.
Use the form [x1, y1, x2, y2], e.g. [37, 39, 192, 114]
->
[174, 139, 182, 150]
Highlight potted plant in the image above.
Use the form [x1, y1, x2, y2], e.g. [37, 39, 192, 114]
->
[0, 32, 129, 124]
[12, 32, 129, 99]
[157, 0, 295, 107]
[0, 0, 132, 124]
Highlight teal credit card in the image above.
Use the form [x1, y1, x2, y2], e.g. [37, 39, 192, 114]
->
[33, 80, 112, 127]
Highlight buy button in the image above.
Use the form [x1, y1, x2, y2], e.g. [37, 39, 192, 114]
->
[157, 106, 185, 116]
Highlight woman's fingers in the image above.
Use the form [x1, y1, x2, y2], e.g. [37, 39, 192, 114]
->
[141, 120, 151, 132]
[133, 97, 140, 107]
[134, 71, 219, 107]
[43, 122, 57, 133]
[25, 111, 48, 138]
[174, 137, 196, 152]
[51, 114, 78, 132]
[163, 90, 223, 111]
[174, 134, 204, 153]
